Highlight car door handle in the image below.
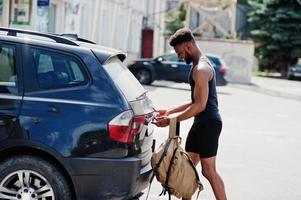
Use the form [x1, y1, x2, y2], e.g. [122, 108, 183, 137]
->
[48, 106, 60, 113]
[171, 64, 178, 68]
[0, 119, 7, 126]
[31, 117, 41, 124]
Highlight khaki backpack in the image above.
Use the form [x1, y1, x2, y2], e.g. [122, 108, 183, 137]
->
[150, 117, 203, 199]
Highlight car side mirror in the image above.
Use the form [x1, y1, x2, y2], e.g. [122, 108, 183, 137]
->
[157, 57, 163, 62]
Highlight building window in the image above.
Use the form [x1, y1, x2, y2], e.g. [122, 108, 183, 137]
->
[0, 0, 3, 17]
[10, 0, 32, 25]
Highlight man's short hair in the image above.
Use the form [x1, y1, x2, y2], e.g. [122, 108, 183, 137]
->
[169, 28, 195, 47]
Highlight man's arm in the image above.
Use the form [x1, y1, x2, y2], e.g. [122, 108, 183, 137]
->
[156, 102, 192, 116]
[154, 63, 212, 127]
[176, 63, 212, 122]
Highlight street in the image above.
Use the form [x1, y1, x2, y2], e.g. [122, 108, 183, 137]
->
[0, 1, 300, 199]
[142, 78, 301, 200]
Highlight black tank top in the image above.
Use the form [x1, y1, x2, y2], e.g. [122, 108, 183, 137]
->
[188, 56, 222, 123]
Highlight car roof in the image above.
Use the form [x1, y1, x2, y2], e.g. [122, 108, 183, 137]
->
[80, 43, 126, 64]
[0, 27, 126, 64]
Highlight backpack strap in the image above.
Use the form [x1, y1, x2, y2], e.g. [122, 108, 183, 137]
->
[147, 118, 180, 200]
[152, 117, 179, 177]
[146, 138, 173, 200]
[183, 152, 204, 194]
[165, 147, 179, 188]
[152, 138, 173, 175]
[184, 152, 202, 183]
[168, 117, 180, 138]
[162, 150, 203, 200]
[163, 146, 179, 200]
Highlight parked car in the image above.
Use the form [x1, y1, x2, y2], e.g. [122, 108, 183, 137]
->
[0, 28, 155, 200]
[288, 64, 301, 80]
[128, 51, 228, 86]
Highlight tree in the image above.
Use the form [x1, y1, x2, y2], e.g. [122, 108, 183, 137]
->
[238, 0, 250, 5]
[165, 4, 186, 35]
[248, 0, 301, 76]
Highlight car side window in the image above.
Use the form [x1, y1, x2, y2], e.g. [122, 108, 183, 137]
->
[0, 45, 17, 94]
[161, 53, 178, 62]
[31, 49, 87, 90]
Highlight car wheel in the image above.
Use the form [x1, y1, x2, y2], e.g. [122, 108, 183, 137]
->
[0, 155, 72, 200]
[135, 69, 152, 85]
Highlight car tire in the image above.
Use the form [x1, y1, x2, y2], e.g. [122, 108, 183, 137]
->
[134, 68, 153, 85]
[0, 155, 72, 200]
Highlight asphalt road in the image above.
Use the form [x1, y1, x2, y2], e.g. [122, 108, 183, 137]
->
[141, 78, 301, 200]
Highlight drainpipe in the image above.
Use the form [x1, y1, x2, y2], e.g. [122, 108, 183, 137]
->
[110, 1, 118, 48]
[124, 0, 132, 51]
[3, 0, 9, 26]
[91, 0, 100, 43]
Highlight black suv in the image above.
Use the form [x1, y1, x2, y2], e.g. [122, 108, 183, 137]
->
[0, 28, 155, 200]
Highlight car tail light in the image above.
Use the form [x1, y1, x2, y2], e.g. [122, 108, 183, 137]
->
[219, 66, 226, 75]
[108, 110, 146, 143]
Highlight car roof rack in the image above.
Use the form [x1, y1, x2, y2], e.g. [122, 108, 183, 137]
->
[0, 27, 78, 46]
[59, 34, 96, 44]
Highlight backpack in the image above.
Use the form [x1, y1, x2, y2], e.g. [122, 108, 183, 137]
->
[150, 117, 203, 199]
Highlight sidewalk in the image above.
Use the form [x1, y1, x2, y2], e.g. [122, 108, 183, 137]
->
[231, 76, 301, 102]
[151, 76, 301, 102]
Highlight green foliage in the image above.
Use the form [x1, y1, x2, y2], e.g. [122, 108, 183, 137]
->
[165, 4, 186, 35]
[248, 0, 301, 74]
[238, 0, 250, 5]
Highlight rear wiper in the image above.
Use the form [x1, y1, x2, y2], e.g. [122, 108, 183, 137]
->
[136, 90, 148, 100]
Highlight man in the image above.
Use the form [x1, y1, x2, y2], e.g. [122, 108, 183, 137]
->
[154, 28, 227, 200]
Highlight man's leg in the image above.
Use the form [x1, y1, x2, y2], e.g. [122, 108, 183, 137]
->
[200, 156, 227, 200]
[182, 152, 200, 200]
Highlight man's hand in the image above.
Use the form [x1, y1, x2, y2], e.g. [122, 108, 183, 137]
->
[154, 109, 170, 117]
[153, 116, 170, 127]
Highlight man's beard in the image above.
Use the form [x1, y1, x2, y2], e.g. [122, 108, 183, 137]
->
[185, 54, 193, 64]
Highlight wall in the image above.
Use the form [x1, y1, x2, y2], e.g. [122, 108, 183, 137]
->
[0, 0, 9, 26]
[142, 0, 167, 58]
[80, 0, 146, 63]
[152, 0, 167, 57]
[1, 0, 37, 30]
[165, 37, 255, 84]
[1, 0, 165, 64]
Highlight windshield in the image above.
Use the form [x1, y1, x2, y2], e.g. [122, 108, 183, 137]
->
[103, 57, 147, 101]
[160, 53, 178, 62]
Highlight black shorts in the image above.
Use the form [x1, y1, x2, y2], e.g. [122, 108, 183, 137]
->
[185, 120, 222, 158]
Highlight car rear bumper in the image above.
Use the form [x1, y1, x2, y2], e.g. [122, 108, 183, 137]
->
[61, 157, 152, 200]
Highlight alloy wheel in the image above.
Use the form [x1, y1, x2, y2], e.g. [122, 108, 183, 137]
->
[136, 69, 152, 85]
[0, 170, 54, 200]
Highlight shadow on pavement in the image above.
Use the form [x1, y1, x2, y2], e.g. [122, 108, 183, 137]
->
[229, 83, 301, 102]
[144, 84, 232, 95]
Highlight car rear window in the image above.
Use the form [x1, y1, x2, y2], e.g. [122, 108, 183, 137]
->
[103, 57, 146, 101]
[31, 48, 88, 90]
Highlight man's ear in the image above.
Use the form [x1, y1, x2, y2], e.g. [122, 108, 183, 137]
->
[184, 42, 193, 52]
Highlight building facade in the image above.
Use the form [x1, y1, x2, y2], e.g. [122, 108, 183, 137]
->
[0, 0, 168, 61]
